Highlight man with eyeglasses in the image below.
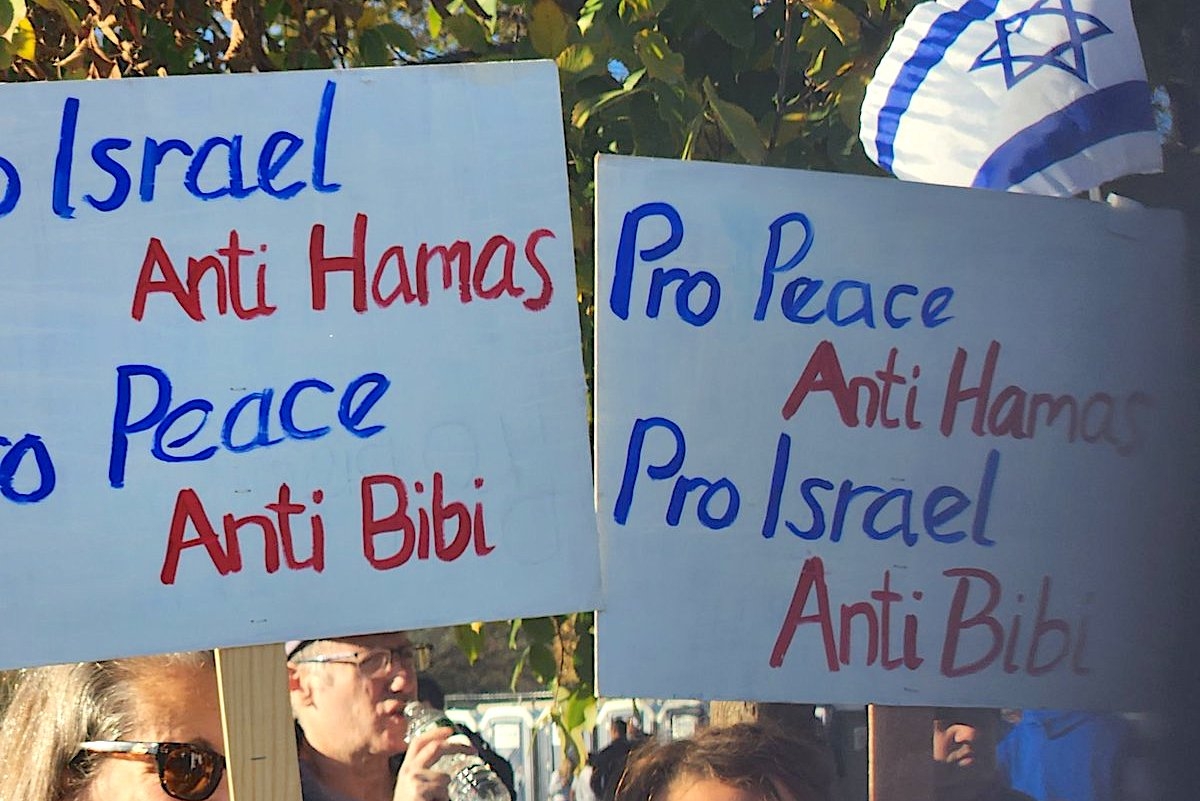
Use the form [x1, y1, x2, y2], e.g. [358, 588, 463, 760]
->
[287, 631, 465, 801]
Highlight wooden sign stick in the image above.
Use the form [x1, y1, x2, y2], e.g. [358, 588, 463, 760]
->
[215, 644, 303, 801]
[869, 705, 934, 801]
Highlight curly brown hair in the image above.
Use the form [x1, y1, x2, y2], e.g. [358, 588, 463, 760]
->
[614, 722, 834, 801]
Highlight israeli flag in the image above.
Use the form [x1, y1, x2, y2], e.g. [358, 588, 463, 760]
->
[860, 0, 1162, 196]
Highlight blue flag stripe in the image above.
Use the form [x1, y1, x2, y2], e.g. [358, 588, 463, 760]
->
[970, 80, 1156, 189]
[875, 0, 1001, 171]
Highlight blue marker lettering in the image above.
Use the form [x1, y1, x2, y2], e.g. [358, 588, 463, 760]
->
[613, 416, 687, 524]
[755, 211, 814, 320]
[971, 449, 999, 546]
[923, 485, 970, 544]
[52, 96, 80, 219]
[611, 202, 685, 320]
[280, 379, 335, 439]
[223, 390, 285, 452]
[667, 475, 739, 529]
[154, 399, 217, 464]
[85, 137, 133, 212]
[110, 363, 174, 488]
[339, 372, 389, 437]
[259, 131, 306, 199]
[312, 79, 341, 193]
[0, 434, 56, 503]
[884, 284, 919, 328]
[0, 156, 20, 216]
[828, 280, 875, 328]
[140, 138, 194, 202]
[184, 135, 257, 200]
[922, 286, 955, 327]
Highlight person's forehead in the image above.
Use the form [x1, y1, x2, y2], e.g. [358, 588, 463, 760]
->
[935, 714, 990, 730]
[666, 776, 801, 801]
[131, 663, 223, 749]
[320, 631, 411, 651]
[666, 777, 756, 801]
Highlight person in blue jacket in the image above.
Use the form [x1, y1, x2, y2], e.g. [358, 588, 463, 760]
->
[997, 710, 1132, 801]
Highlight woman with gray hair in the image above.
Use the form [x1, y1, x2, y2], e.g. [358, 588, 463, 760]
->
[0, 651, 227, 801]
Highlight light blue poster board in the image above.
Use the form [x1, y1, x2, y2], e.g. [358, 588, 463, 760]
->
[0, 63, 597, 669]
[594, 155, 1194, 709]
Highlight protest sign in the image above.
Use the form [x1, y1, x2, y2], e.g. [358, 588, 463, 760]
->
[0, 63, 597, 669]
[594, 155, 1193, 709]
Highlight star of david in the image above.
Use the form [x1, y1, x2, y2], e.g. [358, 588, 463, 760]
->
[971, 0, 1113, 89]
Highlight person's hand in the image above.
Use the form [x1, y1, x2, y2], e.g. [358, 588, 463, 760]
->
[393, 726, 476, 801]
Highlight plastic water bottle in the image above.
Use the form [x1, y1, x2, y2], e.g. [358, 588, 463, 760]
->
[403, 700, 511, 801]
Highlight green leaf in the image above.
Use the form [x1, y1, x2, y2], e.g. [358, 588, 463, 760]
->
[799, 0, 861, 47]
[633, 29, 683, 85]
[618, 0, 645, 18]
[530, 0, 571, 58]
[704, 78, 765, 164]
[571, 87, 637, 128]
[301, 50, 328, 69]
[0, 0, 18, 36]
[835, 64, 871, 130]
[262, 0, 285, 25]
[574, 239, 595, 294]
[509, 647, 528, 690]
[579, 0, 616, 32]
[527, 641, 557, 681]
[357, 27, 389, 66]
[806, 46, 826, 78]
[618, 0, 666, 23]
[629, 91, 677, 155]
[427, 4, 444, 39]
[557, 43, 603, 77]
[573, 618, 594, 677]
[145, 17, 191, 73]
[698, 0, 753, 50]
[651, 80, 694, 135]
[796, 13, 836, 59]
[772, 104, 832, 149]
[0, 38, 12, 72]
[521, 615, 557, 644]
[445, 13, 490, 52]
[7, 14, 30, 58]
[550, 685, 595, 766]
[581, 0, 615, 15]
[561, 687, 596, 731]
[30, 0, 77, 32]
[796, 17, 849, 84]
[453, 622, 485, 665]
[377, 23, 418, 54]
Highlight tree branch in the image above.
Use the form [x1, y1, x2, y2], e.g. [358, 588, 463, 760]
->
[769, 0, 798, 153]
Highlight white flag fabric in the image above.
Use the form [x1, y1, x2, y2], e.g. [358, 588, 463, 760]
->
[860, 0, 1162, 196]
